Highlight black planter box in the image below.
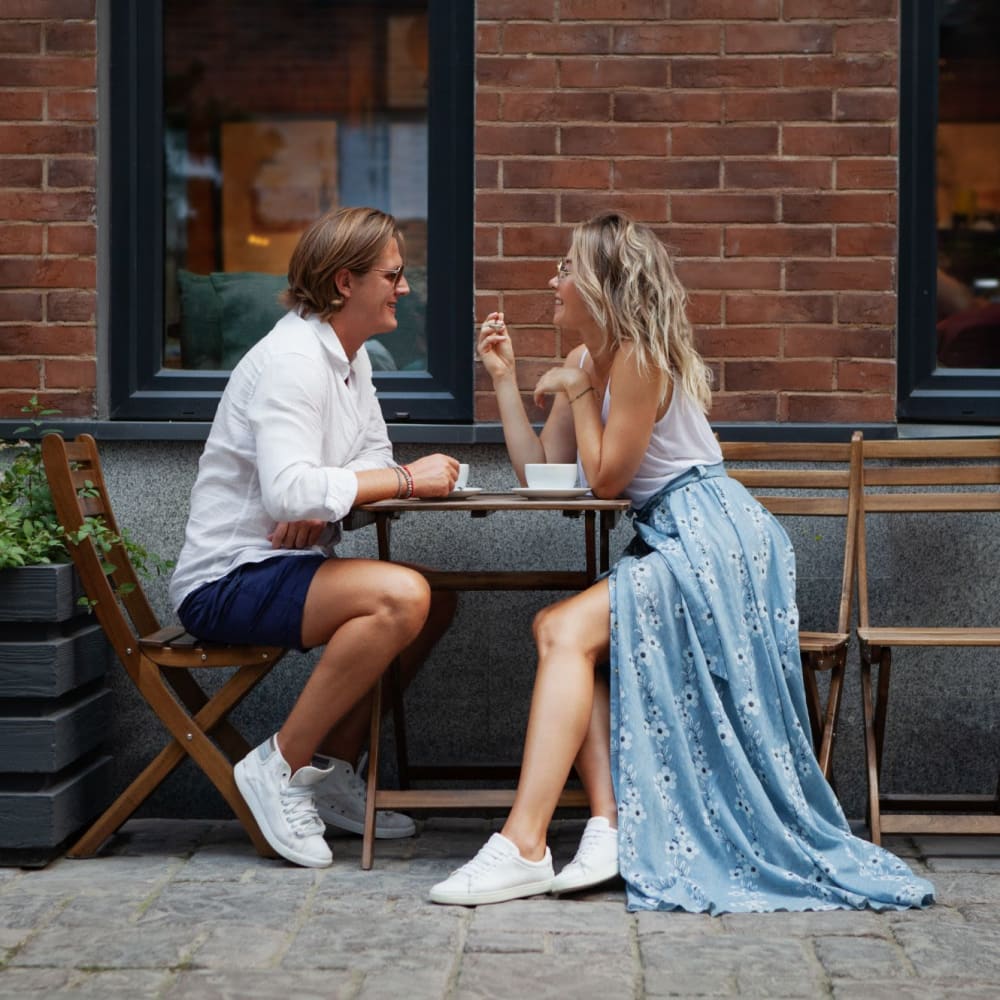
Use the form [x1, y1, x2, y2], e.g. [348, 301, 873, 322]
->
[0, 564, 113, 866]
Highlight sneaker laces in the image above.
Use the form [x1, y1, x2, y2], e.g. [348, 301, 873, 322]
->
[451, 838, 511, 880]
[281, 784, 325, 838]
[573, 823, 611, 869]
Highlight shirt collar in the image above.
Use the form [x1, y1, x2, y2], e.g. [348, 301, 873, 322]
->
[304, 313, 354, 378]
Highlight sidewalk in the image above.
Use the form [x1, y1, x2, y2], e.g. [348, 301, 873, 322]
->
[1, 817, 999, 999]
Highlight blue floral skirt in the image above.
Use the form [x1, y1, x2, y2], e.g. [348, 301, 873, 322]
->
[608, 463, 935, 914]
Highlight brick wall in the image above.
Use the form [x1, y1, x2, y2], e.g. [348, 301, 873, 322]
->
[473, 0, 900, 425]
[0, 0, 97, 419]
[0, 0, 901, 426]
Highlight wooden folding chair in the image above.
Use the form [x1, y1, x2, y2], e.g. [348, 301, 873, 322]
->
[42, 433, 283, 858]
[720, 431, 863, 780]
[857, 437, 1000, 844]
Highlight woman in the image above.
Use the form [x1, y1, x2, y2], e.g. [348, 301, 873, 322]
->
[430, 212, 933, 913]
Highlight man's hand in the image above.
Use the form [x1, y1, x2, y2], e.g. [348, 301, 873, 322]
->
[405, 453, 461, 498]
[269, 519, 327, 549]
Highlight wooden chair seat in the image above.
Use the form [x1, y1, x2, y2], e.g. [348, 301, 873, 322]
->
[857, 436, 1000, 844]
[42, 433, 284, 859]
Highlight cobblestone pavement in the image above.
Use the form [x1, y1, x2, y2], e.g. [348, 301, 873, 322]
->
[1, 817, 999, 998]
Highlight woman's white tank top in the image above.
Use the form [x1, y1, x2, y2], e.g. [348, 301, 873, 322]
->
[576, 351, 722, 506]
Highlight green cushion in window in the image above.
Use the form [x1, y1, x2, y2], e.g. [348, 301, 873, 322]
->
[177, 269, 223, 369]
[212, 272, 289, 369]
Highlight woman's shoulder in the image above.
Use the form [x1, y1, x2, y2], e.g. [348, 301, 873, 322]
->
[565, 344, 589, 368]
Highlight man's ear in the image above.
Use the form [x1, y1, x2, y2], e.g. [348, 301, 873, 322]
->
[333, 267, 353, 301]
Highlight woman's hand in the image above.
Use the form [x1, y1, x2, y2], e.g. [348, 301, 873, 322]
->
[477, 312, 516, 383]
[269, 519, 327, 549]
[405, 453, 461, 498]
[532, 366, 592, 408]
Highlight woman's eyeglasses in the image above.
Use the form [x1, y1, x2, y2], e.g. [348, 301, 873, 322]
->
[556, 259, 572, 279]
[373, 265, 405, 287]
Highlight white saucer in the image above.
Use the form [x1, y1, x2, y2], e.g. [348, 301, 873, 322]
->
[510, 487, 590, 499]
[444, 487, 483, 498]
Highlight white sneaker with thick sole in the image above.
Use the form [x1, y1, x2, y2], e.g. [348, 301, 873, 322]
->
[429, 833, 554, 905]
[550, 816, 619, 894]
[312, 756, 416, 839]
[234, 737, 333, 868]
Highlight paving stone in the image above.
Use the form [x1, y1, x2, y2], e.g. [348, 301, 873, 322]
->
[60, 968, 175, 998]
[719, 909, 890, 938]
[913, 835, 1000, 858]
[463, 928, 546, 954]
[187, 923, 294, 969]
[470, 896, 631, 935]
[357, 961, 454, 998]
[814, 934, 913, 979]
[927, 856, 1000, 872]
[141, 878, 312, 929]
[0, 884, 72, 929]
[166, 968, 358, 999]
[635, 910, 723, 937]
[8, 922, 204, 969]
[455, 951, 635, 999]
[0, 967, 80, 997]
[833, 979, 1000, 1000]
[927, 872, 1000, 905]
[894, 921, 1000, 981]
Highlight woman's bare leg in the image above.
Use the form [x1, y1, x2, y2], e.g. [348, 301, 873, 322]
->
[572, 673, 617, 825]
[276, 559, 431, 771]
[500, 580, 612, 861]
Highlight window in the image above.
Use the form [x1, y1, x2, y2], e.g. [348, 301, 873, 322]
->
[899, 0, 1000, 422]
[108, 0, 473, 423]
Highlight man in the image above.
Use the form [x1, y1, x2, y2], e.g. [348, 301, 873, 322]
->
[169, 206, 459, 867]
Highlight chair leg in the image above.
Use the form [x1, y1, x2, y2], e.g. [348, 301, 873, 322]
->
[800, 655, 824, 754]
[362, 674, 384, 870]
[388, 658, 410, 790]
[860, 643, 882, 845]
[816, 657, 846, 782]
[162, 666, 254, 763]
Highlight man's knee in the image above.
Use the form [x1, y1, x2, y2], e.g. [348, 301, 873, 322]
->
[381, 566, 432, 633]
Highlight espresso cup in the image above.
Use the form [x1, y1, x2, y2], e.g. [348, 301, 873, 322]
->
[455, 463, 470, 489]
[524, 463, 577, 490]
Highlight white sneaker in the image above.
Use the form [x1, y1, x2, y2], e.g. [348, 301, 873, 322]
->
[312, 756, 416, 839]
[550, 816, 619, 894]
[429, 833, 554, 906]
[234, 737, 333, 868]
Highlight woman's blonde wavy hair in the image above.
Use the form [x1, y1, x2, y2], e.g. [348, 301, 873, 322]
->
[569, 212, 713, 413]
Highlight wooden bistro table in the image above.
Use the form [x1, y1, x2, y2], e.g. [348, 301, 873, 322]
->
[355, 491, 631, 868]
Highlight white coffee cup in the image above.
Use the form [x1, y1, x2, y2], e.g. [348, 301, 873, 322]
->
[524, 463, 577, 490]
[455, 463, 470, 489]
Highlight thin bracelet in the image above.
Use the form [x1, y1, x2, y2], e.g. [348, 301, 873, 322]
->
[569, 385, 595, 405]
[392, 466, 407, 499]
[401, 464, 415, 499]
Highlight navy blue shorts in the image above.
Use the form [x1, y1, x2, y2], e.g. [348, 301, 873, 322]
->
[177, 554, 327, 651]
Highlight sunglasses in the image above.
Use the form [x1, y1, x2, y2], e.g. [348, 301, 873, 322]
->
[372, 265, 406, 288]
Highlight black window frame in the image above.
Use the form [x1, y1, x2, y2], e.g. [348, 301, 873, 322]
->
[898, 0, 1000, 422]
[107, 0, 474, 424]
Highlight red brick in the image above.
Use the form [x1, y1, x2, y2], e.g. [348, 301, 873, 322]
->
[478, 0, 555, 17]
[497, 326, 558, 358]
[677, 259, 782, 291]
[43, 358, 95, 389]
[495, 290, 560, 325]
[477, 23, 501, 52]
[475, 226, 499, 257]
[784, 325, 893, 359]
[687, 292, 722, 325]
[835, 22, 896, 54]
[476, 125, 557, 156]
[784, 392, 895, 423]
[0, 56, 95, 88]
[47, 289, 94, 321]
[0, 291, 42, 321]
[502, 225, 573, 257]
[476, 258, 558, 290]
[476, 160, 499, 188]
[562, 0, 666, 17]
[725, 226, 831, 258]
[726, 359, 834, 391]
[0, 0, 95, 15]
[562, 125, 666, 156]
[726, 23, 833, 54]
[709, 393, 779, 422]
[836, 89, 897, 122]
[727, 293, 834, 324]
[501, 91, 610, 123]
[783, 125, 893, 157]
[0, 158, 42, 187]
[45, 22, 95, 53]
[837, 359, 894, 391]
[613, 158, 719, 190]
[477, 57, 558, 88]
[505, 23, 611, 54]
[0, 90, 44, 119]
[612, 23, 720, 54]
[504, 158, 611, 189]
[660, 225, 723, 257]
[0, 23, 40, 53]
[696, 326, 782, 357]
[782, 54, 896, 88]
[0, 360, 41, 392]
[725, 159, 831, 190]
[0, 257, 94, 288]
[672, 193, 777, 223]
[786, 259, 893, 292]
[477, 92, 500, 122]
[725, 90, 831, 122]
[783, 192, 895, 224]
[834, 225, 895, 257]
[672, 0, 779, 16]
[48, 88, 97, 121]
[562, 192, 669, 222]
[837, 292, 895, 325]
[0, 325, 94, 355]
[672, 125, 778, 156]
[673, 58, 781, 90]
[559, 57, 667, 89]
[0, 124, 93, 155]
[48, 157, 95, 188]
[476, 193, 557, 223]
[836, 159, 896, 190]
[0, 389, 94, 419]
[0, 224, 43, 254]
[47, 224, 95, 254]
[785, 0, 895, 17]
[615, 90, 723, 122]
